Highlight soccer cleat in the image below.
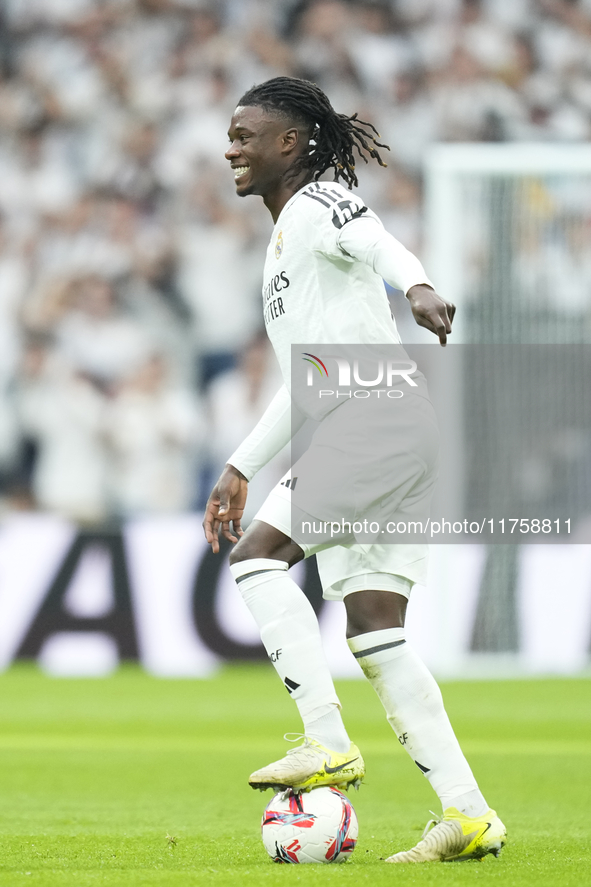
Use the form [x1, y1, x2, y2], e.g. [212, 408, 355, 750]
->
[385, 807, 507, 863]
[249, 737, 365, 793]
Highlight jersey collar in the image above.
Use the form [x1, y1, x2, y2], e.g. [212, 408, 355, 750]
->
[274, 182, 315, 227]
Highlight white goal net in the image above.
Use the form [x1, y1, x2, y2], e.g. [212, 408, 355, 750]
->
[413, 145, 591, 676]
[425, 143, 591, 345]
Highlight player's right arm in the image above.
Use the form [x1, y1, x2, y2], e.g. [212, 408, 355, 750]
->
[203, 464, 248, 554]
[203, 384, 305, 552]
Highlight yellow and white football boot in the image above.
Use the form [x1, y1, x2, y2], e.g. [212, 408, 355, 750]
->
[386, 807, 507, 863]
[249, 736, 365, 793]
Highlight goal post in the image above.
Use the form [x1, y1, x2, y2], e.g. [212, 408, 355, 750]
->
[424, 143, 591, 344]
[412, 144, 591, 677]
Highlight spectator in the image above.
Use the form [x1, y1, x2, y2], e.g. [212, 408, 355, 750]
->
[204, 332, 288, 521]
[174, 171, 263, 387]
[0, 0, 589, 519]
[380, 66, 436, 172]
[15, 340, 109, 522]
[54, 275, 152, 390]
[105, 354, 203, 515]
[432, 44, 526, 141]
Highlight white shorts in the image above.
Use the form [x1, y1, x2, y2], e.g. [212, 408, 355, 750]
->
[254, 477, 427, 600]
[289, 393, 438, 538]
[338, 572, 412, 600]
[253, 391, 435, 600]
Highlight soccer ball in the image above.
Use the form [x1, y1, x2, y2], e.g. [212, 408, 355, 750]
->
[261, 786, 358, 864]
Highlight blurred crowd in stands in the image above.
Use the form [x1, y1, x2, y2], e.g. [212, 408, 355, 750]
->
[0, 0, 590, 522]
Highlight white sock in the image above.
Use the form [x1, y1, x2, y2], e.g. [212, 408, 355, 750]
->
[230, 558, 350, 753]
[447, 788, 490, 818]
[305, 708, 351, 752]
[347, 627, 488, 815]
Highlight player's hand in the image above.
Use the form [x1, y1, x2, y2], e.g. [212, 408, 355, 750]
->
[406, 284, 455, 346]
[202, 464, 248, 553]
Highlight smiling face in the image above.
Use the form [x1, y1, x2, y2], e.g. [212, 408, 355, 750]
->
[225, 105, 310, 208]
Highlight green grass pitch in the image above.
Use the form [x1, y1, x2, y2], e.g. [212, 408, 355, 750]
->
[0, 665, 589, 886]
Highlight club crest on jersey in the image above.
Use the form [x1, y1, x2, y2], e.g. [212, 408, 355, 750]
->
[275, 230, 283, 259]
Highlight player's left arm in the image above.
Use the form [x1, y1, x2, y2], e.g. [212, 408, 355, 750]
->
[405, 283, 455, 346]
[337, 215, 455, 346]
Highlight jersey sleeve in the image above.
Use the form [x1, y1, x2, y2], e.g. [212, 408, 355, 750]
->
[294, 184, 371, 262]
[227, 384, 306, 481]
[293, 183, 433, 294]
[337, 214, 434, 295]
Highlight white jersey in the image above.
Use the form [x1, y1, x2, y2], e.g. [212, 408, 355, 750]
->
[228, 179, 432, 480]
[230, 181, 433, 590]
[261, 181, 430, 395]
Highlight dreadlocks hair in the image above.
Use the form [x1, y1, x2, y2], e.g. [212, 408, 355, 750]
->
[237, 76, 389, 190]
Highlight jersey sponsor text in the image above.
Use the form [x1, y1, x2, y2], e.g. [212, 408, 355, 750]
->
[263, 271, 289, 324]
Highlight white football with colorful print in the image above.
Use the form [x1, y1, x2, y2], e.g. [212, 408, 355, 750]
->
[261, 786, 358, 864]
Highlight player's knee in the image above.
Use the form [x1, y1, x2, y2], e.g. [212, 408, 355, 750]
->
[346, 611, 386, 638]
[345, 613, 403, 638]
[344, 589, 407, 638]
[228, 536, 259, 566]
[227, 529, 281, 565]
[228, 521, 304, 567]
[345, 603, 382, 638]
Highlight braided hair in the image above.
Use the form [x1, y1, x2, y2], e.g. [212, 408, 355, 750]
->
[237, 76, 389, 189]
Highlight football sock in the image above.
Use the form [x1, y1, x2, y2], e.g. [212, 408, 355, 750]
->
[230, 558, 350, 752]
[305, 707, 351, 753]
[347, 627, 487, 813]
[447, 788, 489, 818]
